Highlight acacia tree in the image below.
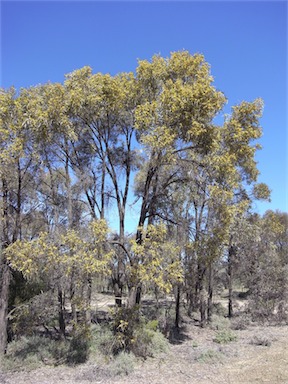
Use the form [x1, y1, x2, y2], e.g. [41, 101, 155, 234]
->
[231, 211, 288, 322]
[0, 87, 43, 353]
[4, 219, 113, 335]
[0, 51, 276, 354]
[64, 69, 140, 306]
[128, 51, 226, 308]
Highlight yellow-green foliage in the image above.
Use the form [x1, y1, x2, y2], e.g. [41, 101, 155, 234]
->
[129, 223, 183, 293]
[0, 88, 25, 173]
[4, 219, 113, 282]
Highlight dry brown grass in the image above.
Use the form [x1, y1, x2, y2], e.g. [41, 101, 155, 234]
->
[1, 322, 287, 384]
[1, 293, 287, 384]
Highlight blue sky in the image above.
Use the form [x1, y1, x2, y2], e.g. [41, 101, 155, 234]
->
[1, 1, 287, 218]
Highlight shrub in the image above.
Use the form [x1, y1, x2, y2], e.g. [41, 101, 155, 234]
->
[196, 349, 222, 363]
[230, 314, 250, 330]
[212, 302, 227, 317]
[67, 324, 91, 365]
[109, 351, 136, 376]
[210, 314, 230, 331]
[250, 335, 272, 347]
[111, 307, 169, 358]
[213, 330, 237, 344]
[3, 335, 69, 371]
[8, 291, 59, 338]
[90, 324, 115, 356]
[132, 326, 168, 358]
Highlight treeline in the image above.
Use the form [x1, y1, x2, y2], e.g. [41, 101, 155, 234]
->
[0, 51, 287, 359]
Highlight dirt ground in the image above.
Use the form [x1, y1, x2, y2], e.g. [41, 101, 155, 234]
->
[1, 321, 287, 384]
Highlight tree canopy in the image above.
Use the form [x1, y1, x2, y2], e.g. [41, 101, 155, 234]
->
[1, 51, 284, 357]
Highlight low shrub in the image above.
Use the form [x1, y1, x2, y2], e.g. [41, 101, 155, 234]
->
[250, 335, 272, 347]
[196, 349, 222, 363]
[111, 307, 169, 358]
[109, 351, 136, 376]
[3, 335, 69, 371]
[210, 314, 230, 331]
[213, 330, 237, 344]
[230, 314, 251, 330]
[212, 302, 227, 317]
[132, 326, 168, 358]
[90, 324, 115, 356]
[67, 324, 91, 365]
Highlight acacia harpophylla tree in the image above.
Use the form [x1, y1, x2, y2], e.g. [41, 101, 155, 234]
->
[0, 87, 45, 354]
[129, 51, 226, 308]
[112, 222, 183, 351]
[4, 219, 113, 337]
[64, 68, 140, 306]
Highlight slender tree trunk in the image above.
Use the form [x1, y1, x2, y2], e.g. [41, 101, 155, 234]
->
[196, 263, 206, 327]
[85, 276, 92, 325]
[12, 159, 22, 243]
[175, 284, 181, 329]
[127, 285, 142, 309]
[100, 160, 106, 220]
[58, 288, 66, 338]
[70, 269, 78, 324]
[0, 262, 10, 354]
[207, 263, 213, 323]
[113, 277, 123, 307]
[65, 146, 73, 229]
[228, 245, 234, 318]
[187, 291, 194, 317]
[199, 287, 206, 327]
[0, 177, 11, 354]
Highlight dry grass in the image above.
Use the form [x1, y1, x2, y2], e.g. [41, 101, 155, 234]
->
[1, 294, 288, 384]
[1, 323, 287, 384]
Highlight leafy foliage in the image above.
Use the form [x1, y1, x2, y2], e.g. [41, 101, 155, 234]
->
[1, 50, 284, 361]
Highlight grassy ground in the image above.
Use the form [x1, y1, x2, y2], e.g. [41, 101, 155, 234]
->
[1, 294, 288, 384]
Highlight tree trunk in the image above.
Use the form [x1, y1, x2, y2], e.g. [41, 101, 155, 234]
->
[207, 264, 213, 323]
[228, 247, 233, 318]
[70, 271, 77, 324]
[0, 262, 10, 354]
[85, 276, 92, 324]
[57, 288, 66, 338]
[196, 263, 206, 327]
[127, 285, 142, 309]
[0, 177, 11, 354]
[199, 288, 206, 327]
[113, 278, 123, 307]
[175, 284, 181, 329]
[228, 243, 236, 318]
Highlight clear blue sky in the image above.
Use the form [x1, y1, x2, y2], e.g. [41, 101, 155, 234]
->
[1, 0, 287, 215]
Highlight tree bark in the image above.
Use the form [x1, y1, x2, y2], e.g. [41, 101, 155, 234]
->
[0, 262, 10, 354]
[175, 284, 181, 329]
[127, 285, 142, 309]
[112, 277, 123, 307]
[196, 263, 206, 327]
[57, 288, 66, 338]
[207, 264, 213, 323]
[228, 245, 234, 318]
[0, 177, 11, 354]
[85, 276, 92, 324]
